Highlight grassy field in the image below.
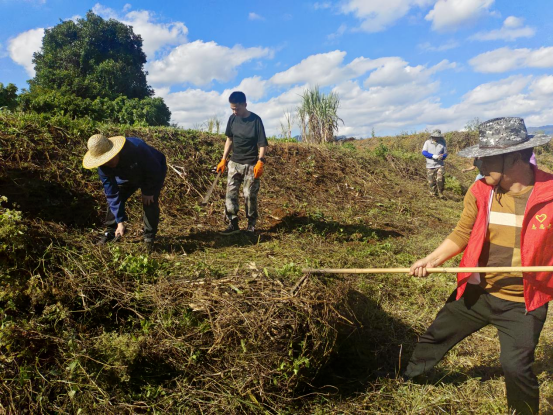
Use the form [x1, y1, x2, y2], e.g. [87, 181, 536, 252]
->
[1, 112, 553, 413]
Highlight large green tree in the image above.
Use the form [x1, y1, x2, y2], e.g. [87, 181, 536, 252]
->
[0, 83, 18, 110]
[30, 11, 153, 100]
[25, 11, 170, 126]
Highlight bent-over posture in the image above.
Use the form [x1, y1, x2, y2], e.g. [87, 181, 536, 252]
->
[83, 134, 166, 250]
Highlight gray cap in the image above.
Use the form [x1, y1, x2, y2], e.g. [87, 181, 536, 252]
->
[430, 129, 443, 138]
[457, 117, 552, 158]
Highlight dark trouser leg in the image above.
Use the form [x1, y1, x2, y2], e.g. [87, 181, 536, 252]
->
[225, 161, 244, 223]
[243, 164, 260, 226]
[142, 169, 165, 241]
[104, 184, 137, 234]
[404, 284, 489, 378]
[143, 192, 161, 241]
[493, 300, 547, 415]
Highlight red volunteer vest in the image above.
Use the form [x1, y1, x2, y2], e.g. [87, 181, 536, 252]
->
[456, 167, 553, 311]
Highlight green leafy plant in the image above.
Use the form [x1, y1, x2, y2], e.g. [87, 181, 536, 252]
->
[0, 196, 27, 252]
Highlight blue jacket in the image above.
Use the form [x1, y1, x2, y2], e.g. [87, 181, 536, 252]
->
[98, 137, 166, 223]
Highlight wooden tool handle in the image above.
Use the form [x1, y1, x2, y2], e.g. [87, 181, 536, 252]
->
[302, 266, 553, 274]
[201, 171, 222, 205]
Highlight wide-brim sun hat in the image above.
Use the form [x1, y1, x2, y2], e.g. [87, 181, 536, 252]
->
[82, 134, 126, 169]
[458, 117, 552, 158]
[430, 129, 444, 139]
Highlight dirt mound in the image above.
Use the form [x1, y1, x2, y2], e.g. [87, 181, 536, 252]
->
[2, 112, 536, 413]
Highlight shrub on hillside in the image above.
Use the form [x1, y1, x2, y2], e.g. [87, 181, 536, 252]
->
[0, 83, 18, 111]
[19, 88, 171, 126]
[0, 196, 27, 252]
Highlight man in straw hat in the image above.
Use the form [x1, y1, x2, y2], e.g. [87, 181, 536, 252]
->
[83, 135, 167, 250]
[422, 129, 448, 199]
[404, 117, 553, 414]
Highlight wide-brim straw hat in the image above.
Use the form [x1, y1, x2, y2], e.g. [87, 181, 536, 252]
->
[458, 117, 552, 158]
[82, 134, 126, 169]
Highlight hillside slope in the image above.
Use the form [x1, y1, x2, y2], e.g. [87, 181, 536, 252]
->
[1, 112, 553, 414]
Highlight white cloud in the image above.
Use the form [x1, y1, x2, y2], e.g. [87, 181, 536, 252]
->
[426, 0, 494, 32]
[159, 47, 553, 137]
[269, 50, 417, 88]
[270, 50, 348, 86]
[7, 28, 45, 76]
[248, 12, 264, 21]
[504, 16, 523, 29]
[461, 75, 530, 105]
[223, 76, 269, 102]
[147, 40, 272, 87]
[327, 24, 348, 41]
[160, 88, 228, 129]
[469, 16, 535, 41]
[530, 76, 553, 97]
[65, 15, 81, 22]
[0, 43, 8, 59]
[364, 59, 455, 87]
[470, 47, 553, 73]
[93, 3, 188, 58]
[418, 40, 460, 52]
[91, 3, 119, 19]
[313, 2, 332, 10]
[341, 0, 435, 33]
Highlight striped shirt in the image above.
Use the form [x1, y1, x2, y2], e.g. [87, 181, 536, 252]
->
[448, 184, 534, 302]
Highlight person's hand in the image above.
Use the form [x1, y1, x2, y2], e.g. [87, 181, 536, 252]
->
[253, 160, 264, 179]
[217, 159, 228, 174]
[142, 195, 154, 206]
[432, 154, 439, 160]
[115, 222, 126, 237]
[437, 154, 443, 160]
[409, 256, 436, 278]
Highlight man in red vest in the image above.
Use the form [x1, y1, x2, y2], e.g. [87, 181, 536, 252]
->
[405, 117, 553, 415]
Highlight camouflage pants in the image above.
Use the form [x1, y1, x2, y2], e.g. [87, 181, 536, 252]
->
[225, 160, 261, 225]
[427, 166, 445, 196]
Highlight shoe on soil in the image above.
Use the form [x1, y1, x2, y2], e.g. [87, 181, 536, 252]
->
[219, 219, 240, 235]
[96, 232, 119, 245]
[144, 238, 155, 253]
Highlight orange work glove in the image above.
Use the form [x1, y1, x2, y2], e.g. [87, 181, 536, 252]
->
[253, 160, 264, 179]
[216, 158, 227, 174]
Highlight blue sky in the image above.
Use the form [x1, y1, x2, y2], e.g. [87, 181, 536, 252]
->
[1, 0, 553, 137]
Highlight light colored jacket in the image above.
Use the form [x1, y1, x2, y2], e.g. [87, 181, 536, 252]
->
[422, 138, 446, 168]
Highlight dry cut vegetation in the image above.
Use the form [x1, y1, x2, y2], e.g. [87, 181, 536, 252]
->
[2, 112, 553, 414]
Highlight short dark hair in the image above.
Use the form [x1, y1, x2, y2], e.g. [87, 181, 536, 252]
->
[229, 91, 246, 104]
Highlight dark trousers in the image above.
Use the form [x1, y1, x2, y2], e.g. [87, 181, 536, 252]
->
[404, 284, 547, 415]
[105, 183, 163, 241]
